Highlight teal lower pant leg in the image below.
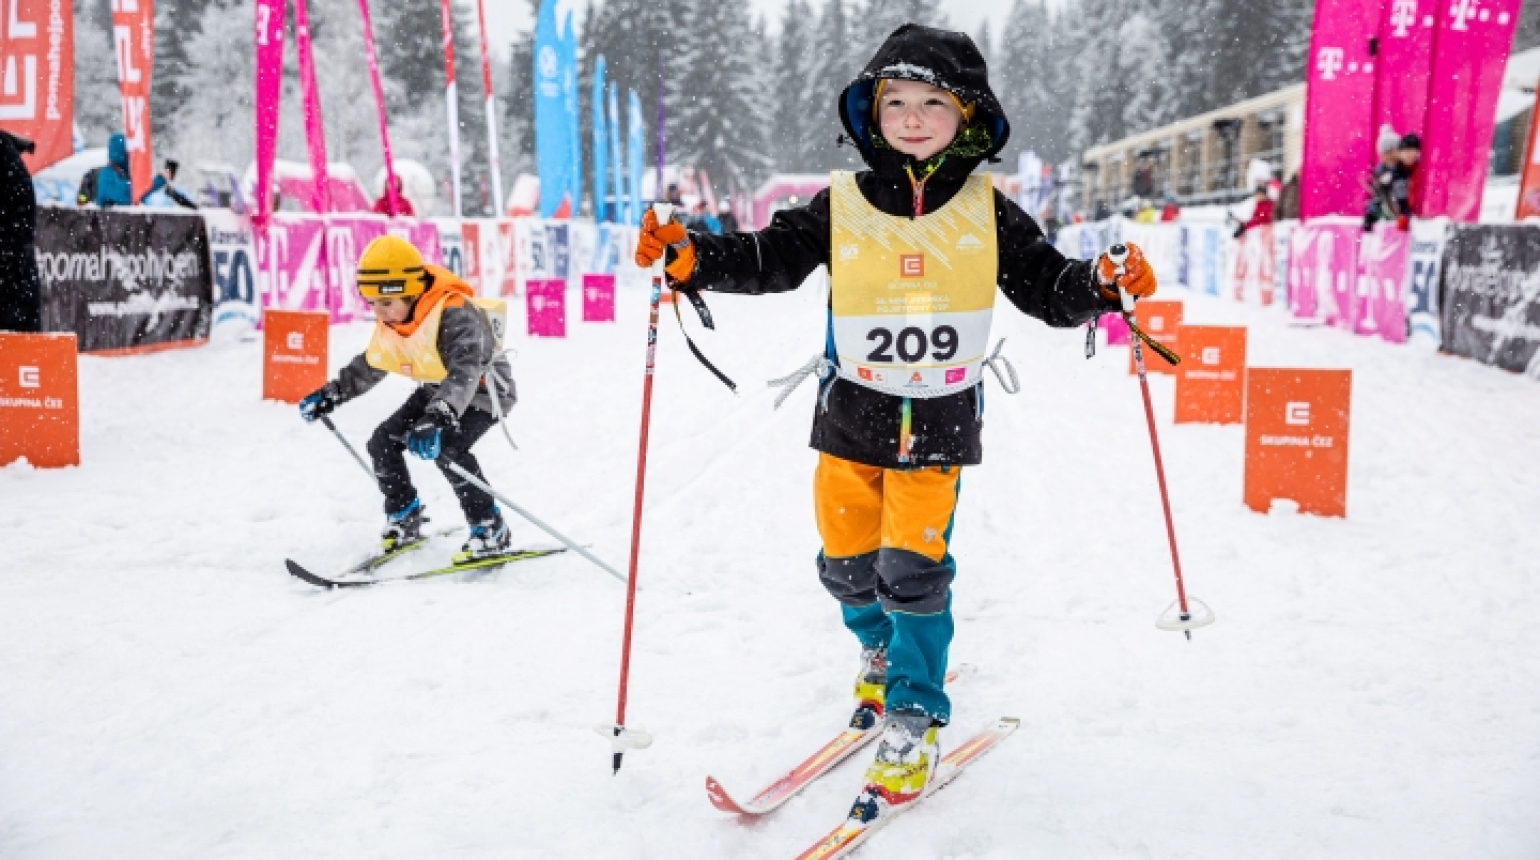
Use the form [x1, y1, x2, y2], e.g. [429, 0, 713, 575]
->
[883, 593, 954, 723]
[840, 601, 893, 650]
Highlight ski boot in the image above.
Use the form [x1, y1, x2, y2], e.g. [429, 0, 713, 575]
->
[850, 646, 888, 731]
[847, 710, 940, 823]
[454, 509, 510, 563]
[381, 499, 427, 551]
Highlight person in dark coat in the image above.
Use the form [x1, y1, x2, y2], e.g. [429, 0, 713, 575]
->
[716, 198, 740, 233]
[94, 133, 134, 207]
[633, 23, 1158, 818]
[0, 129, 42, 332]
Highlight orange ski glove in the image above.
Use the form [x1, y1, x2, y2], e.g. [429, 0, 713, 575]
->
[1094, 241, 1157, 302]
[633, 209, 697, 283]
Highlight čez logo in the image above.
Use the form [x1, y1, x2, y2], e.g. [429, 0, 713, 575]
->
[1285, 401, 1311, 426]
[900, 254, 924, 278]
[1201, 347, 1221, 366]
[287, 332, 304, 351]
[19, 366, 41, 388]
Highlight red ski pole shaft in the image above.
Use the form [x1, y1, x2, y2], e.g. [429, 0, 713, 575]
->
[614, 202, 674, 772]
[1109, 245, 1193, 638]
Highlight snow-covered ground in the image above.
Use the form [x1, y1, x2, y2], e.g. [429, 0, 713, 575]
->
[4, 275, 1539, 858]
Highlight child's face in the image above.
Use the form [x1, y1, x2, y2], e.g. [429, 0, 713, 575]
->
[1399, 148, 1420, 166]
[877, 80, 963, 162]
[367, 295, 413, 324]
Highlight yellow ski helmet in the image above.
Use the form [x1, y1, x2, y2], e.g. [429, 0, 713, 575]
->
[355, 235, 427, 299]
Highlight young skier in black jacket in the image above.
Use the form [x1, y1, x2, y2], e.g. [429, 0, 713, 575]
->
[636, 24, 1158, 819]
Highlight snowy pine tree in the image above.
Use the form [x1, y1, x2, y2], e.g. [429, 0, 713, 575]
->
[668, 0, 771, 191]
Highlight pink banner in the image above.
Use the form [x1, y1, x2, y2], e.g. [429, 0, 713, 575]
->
[1421, 0, 1521, 221]
[1288, 219, 1361, 321]
[327, 216, 445, 322]
[526, 279, 566, 337]
[292, 0, 331, 214]
[356, 0, 402, 215]
[1375, 0, 1438, 143]
[1302, 0, 1381, 218]
[259, 215, 331, 314]
[1355, 222, 1412, 342]
[1102, 312, 1130, 346]
[582, 274, 616, 322]
[252, 0, 285, 223]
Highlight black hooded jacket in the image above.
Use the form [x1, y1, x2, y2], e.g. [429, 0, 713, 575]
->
[681, 24, 1116, 469]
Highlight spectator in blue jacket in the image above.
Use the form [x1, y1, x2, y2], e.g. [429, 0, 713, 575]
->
[94, 133, 133, 207]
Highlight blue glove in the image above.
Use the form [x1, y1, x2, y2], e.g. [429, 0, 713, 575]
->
[299, 382, 341, 422]
[406, 399, 457, 460]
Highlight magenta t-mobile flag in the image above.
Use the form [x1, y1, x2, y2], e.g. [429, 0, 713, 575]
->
[1374, 0, 1439, 144]
[1301, 0, 1381, 219]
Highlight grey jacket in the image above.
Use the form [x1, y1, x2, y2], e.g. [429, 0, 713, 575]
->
[335, 301, 516, 418]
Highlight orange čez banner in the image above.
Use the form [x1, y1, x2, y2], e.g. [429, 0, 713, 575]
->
[111, 0, 155, 199]
[1128, 299, 1182, 376]
[1174, 325, 1247, 425]
[0, 0, 74, 173]
[0, 333, 79, 468]
[262, 310, 329, 404]
[1244, 368, 1352, 518]
[1518, 84, 1540, 219]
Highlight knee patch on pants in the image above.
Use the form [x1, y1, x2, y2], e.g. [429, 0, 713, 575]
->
[876, 548, 954, 615]
[818, 550, 879, 606]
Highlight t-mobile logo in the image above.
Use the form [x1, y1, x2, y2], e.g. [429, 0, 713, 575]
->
[1390, 0, 1418, 36]
[1448, 0, 1477, 31]
[1285, 401, 1311, 426]
[0, 0, 39, 121]
[18, 366, 40, 388]
[1317, 48, 1345, 80]
[286, 332, 304, 351]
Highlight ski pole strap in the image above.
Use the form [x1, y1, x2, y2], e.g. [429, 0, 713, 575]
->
[1122, 313, 1182, 366]
[982, 338, 1020, 394]
[1085, 315, 1099, 359]
[670, 288, 738, 393]
[766, 353, 833, 410]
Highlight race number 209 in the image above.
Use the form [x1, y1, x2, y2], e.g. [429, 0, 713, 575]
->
[866, 325, 959, 363]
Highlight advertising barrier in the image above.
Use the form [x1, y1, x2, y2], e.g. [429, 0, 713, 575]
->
[1233, 224, 1275, 305]
[1129, 300, 1182, 375]
[1441, 224, 1540, 378]
[1244, 368, 1352, 517]
[1354, 221, 1411, 342]
[1174, 325, 1247, 424]
[582, 274, 616, 323]
[435, 218, 465, 277]
[35, 208, 213, 354]
[262, 309, 329, 402]
[526, 279, 566, 337]
[1287, 217, 1359, 322]
[1406, 217, 1449, 348]
[0, 332, 79, 468]
[203, 209, 259, 336]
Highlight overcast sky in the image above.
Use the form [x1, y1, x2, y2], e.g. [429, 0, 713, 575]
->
[481, 0, 1018, 62]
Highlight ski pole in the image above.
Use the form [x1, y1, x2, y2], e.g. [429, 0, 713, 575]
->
[1109, 244, 1199, 641]
[440, 461, 625, 585]
[604, 201, 674, 774]
[320, 416, 377, 482]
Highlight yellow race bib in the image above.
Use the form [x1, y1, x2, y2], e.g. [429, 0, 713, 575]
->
[365, 297, 506, 383]
[829, 170, 998, 398]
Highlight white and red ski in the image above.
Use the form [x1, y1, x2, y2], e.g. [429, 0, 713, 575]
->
[789, 716, 1019, 860]
[706, 663, 976, 816]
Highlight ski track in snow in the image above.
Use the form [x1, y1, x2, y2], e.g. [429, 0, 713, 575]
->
[2, 275, 1539, 858]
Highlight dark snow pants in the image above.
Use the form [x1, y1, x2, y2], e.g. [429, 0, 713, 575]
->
[367, 388, 499, 524]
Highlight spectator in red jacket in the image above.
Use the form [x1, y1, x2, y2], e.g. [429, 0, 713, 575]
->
[373, 174, 415, 216]
[1233, 185, 1274, 238]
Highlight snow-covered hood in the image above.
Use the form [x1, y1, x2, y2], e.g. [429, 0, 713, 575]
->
[837, 23, 1010, 167]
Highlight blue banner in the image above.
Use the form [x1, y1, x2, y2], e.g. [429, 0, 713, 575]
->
[607, 85, 627, 225]
[591, 56, 609, 222]
[628, 89, 645, 221]
[562, 11, 581, 217]
[533, 0, 571, 217]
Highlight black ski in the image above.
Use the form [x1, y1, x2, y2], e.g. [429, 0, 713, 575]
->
[287, 547, 567, 589]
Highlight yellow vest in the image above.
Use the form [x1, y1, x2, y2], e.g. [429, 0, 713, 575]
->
[365, 297, 507, 383]
[829, 170, 998, 398]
